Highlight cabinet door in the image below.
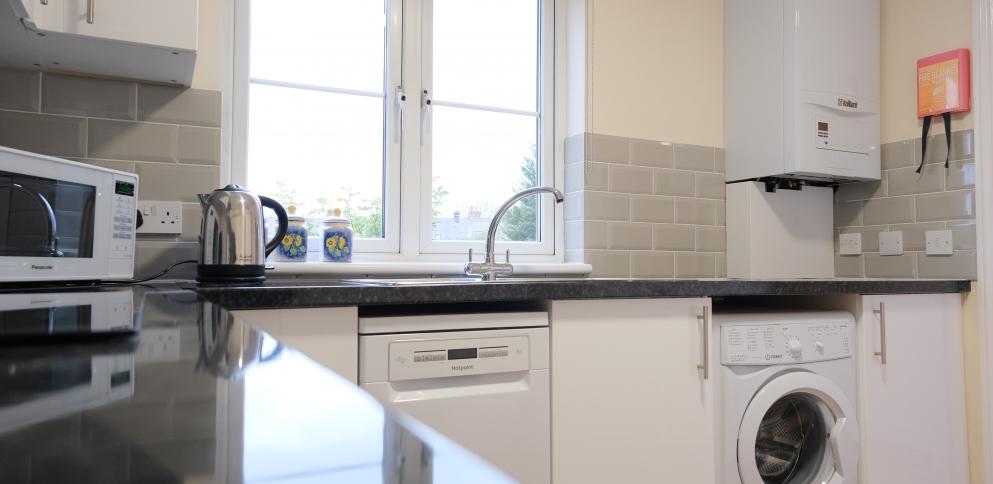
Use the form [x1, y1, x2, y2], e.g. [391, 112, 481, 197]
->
[858, 294, 968, 484]
[232, 307, 358, 383]
[12, 0, 64, 32]
[550, 298, 715, 484]
[62, 0, 197, 50]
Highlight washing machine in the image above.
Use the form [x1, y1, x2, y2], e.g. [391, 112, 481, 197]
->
[716, 310, 860, 484]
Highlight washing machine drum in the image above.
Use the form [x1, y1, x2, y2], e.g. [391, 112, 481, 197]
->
[738, 373, 859, 484]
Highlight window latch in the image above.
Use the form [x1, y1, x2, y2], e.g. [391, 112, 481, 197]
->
[394, 86, 405, 144]
[420, 89, 432, 146]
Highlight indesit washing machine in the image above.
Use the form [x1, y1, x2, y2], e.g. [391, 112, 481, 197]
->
[715, 310, 860, 484]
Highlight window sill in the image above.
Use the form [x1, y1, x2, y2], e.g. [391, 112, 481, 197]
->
[267, 261, 592, 278]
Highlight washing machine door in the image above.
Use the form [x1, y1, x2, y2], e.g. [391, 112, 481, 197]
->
[737, 372, 859, 484]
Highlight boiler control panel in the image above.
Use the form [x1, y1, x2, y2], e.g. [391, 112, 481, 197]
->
[721, 320, 851, 366]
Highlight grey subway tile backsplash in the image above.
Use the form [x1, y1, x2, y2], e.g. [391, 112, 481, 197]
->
[0, 110, 86, 157]
[571, 132, 726, 278]
[0, 68, 40, 112]
[631, 251, 675, 278]
[916, 190, 975, 221]
[629, 138, 673, 168]
[695, 173, 725, 200]
[42, 73, 135, 120]
[177, 127, 221, 165]
[136, 162, 220, 203]
[674, 144, 715, 172]
[886, 164, 943, 196]
[834, 130, 978, 280]
[836, 179, 885, 202]
[88, 119, 178, 163]
[606, 222, 653, 250]
[675, 198, 716, 225]
[631, 196, 674, 223]
[654, 224, 695, 251]
[862, 196, 915, 225]
[137, 85, 222, 128]
[609, 164, 653, 194]
[655, 168, 695, 197]
[588, 133, 629, 164]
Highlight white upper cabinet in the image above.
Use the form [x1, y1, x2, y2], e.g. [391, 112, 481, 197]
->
[549, 298, 716, 484]
[2, 0, 197, 85]
[857, 294, 968, 484]
[61, 0, 197, 50]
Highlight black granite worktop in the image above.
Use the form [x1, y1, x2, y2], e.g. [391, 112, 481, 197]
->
[190, 277, 971, 310]
[0, 286, 512, 484]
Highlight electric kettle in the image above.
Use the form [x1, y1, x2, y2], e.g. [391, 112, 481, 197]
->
[196, 185, 288, 283]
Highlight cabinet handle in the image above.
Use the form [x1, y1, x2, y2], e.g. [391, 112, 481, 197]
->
[41, 0, 48, 6]
[872, 302, 887, 364]
[86, 0, 94, 24]
[697, 306, 710, 380]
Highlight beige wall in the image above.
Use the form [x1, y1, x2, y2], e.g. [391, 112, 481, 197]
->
[587, 0, 723, 148]
[191, 0, 224, 90]
[881, 0, 972, 144]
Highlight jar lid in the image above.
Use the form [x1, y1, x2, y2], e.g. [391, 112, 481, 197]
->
[323, 207, 350, 224]
[286, 205, 306, 222]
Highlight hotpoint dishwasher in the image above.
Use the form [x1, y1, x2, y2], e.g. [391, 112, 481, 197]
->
[359, 311, 550, 484]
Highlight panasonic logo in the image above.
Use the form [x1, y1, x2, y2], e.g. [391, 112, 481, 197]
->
[837, 98, 858, 109]
[451, 364, 475, 372]
[30, 265, 54, 270]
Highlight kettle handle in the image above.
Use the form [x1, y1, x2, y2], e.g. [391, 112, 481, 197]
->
[259, 196, 288, 258]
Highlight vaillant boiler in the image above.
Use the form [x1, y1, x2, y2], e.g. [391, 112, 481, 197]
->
[724, 0, 881, 182]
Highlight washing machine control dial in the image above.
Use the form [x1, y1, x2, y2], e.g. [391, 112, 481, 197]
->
[815, 341, 825, 353]
[788, 338, 803, 357]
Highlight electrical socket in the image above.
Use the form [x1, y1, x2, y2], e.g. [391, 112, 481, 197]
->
[135, 327, 181, 362]
[878, 231, 904, 256]
[925, 229, 954, 255]
[839, 233, 862, 255]
[137, 201, 182, 235]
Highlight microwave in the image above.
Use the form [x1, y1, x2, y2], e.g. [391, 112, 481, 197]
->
[0, 146, 138, 282]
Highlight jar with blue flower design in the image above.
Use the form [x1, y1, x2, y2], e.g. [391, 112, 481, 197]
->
[322, 208, 352, 262]
[276, 205, 308, 262]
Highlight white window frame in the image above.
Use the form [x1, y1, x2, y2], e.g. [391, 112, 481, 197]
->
[226, 0, 562, 263]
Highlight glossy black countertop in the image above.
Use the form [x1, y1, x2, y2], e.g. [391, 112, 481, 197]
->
[188, 277, 972, 310]
[0, 286, 512, 484]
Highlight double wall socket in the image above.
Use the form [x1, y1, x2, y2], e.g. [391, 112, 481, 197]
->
[839, 233, 862, 255]
[137, 201, 182, 235]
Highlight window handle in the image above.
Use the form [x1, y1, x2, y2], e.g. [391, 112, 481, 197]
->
[420, 89, 431, 146]
[394, 86, 405, 144]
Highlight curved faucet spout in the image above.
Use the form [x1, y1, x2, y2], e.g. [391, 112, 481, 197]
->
[465, 186, 564, 280]
[484, 187, 564, 263]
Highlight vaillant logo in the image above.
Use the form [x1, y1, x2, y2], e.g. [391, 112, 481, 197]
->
[451, 364, 475, 372]
[30, 265, 54, 270]
[837, 98, 858, 109]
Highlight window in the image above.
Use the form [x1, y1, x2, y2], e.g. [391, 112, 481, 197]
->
[233, 0, 555, 261]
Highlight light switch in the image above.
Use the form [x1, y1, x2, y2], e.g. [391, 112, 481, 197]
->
[878, 231, 903, 256]
[925, 229, 954, 255]
[839, 233, 862, 255]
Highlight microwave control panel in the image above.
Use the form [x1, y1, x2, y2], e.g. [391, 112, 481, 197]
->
[109, 176, 137, 259]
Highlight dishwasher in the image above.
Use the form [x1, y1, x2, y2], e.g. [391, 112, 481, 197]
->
[359, 311, 550, 484]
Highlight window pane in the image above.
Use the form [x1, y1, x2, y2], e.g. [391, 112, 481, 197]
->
[247, 84, 385, 238]
[431, 106, 538, 242]
[432, 0, 538, 112]
[250, 0, 386, 93]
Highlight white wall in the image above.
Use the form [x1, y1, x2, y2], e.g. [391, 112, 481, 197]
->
[586, 0, 724, 148]
[191, 0, 224, 90]
[881, 0, 972, 143]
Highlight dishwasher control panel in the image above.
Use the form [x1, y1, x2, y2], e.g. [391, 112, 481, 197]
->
[389, 335, 529, 381]
[721, 320, 852, 366]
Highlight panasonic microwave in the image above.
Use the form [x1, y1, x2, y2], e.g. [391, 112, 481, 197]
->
[0, 146, 138, 283]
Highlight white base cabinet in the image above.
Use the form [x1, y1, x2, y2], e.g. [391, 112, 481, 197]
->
[549, 298, 715, 484]
[232, 307, 358, 383]
[857, 294, 968, 484]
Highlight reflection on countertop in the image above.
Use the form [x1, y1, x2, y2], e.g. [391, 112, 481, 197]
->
[0, 286, 513, 484]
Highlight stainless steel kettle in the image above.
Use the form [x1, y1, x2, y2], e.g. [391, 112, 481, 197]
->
[196, 185, 288, 283]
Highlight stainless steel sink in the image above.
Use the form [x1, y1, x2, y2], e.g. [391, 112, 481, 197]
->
[345, 277, 586, 286]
